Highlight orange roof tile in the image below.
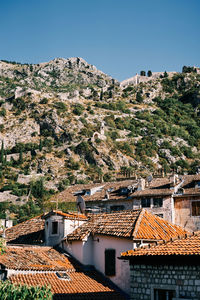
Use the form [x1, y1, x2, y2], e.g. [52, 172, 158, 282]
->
[43, 210, 87, 220]
[52, 180, 137, 203]
[4, 215, 45, 245]
[4, 246, 125, 299]
[66, 209, 187, 241]
[9, 271, 125, 299]
[132, 174, 200, 197]
[0, 246, 75, 271]
[121, 232, 200, 257]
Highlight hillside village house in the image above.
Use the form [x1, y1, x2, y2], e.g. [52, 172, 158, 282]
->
[43, 210, 87, 246]
[132, 174, 200, 232]
[53, 174, 200, 232]
[41, 209, 187, 295]
[121, 231, 200, 300]
[53, 179, 138, 213]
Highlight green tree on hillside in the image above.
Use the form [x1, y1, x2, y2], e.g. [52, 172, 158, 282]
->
[147, 70, 152, 77]
[0, 141, 4, 164]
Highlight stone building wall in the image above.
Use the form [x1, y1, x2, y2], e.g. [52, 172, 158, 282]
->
[174, 196, 200, 232]
[132, 196, 173, 223]
[130, 263, 200, 300]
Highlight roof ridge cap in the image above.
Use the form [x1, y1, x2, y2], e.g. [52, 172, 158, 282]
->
[132, 209, 145, 238]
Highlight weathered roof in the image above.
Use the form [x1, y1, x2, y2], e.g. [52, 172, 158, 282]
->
[42, 210, 87, 220]
[3, 211, 87, 245]
[0, 246, 75, 271]
[66, 209, 187, 241]
[132, 174, 200, 197]
[52, 180, 137, 203]
[4, 215, 45, 245]
[4, 245, 125, 300]
[121, 231, 200, 258]
[9, 271, 125, 300]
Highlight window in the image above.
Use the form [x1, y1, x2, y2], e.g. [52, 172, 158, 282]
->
[120, 188, 128, 195]
[105, 249, 115, 276]
[154, 289, 175, 300]
[56, 272, 70, 280]
[192, 201, 200, 216]
[176, 188, 184, 195]
[110, 205, 124, 212]
[141, 198, 150, 208]
[196, 181, 200, 188]
[156, 214, 163, 218]
[153, 198, 163, 208]
[52, 221, 58, 234]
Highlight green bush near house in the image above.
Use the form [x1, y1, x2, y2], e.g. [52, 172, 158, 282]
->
[0, 281, 52, 300]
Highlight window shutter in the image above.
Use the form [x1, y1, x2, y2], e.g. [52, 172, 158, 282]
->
[105, 249, 116, 276]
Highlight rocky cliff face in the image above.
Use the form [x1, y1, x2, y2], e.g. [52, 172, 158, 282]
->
[0, 57, 118, 94]
[0, 58, 199, 201]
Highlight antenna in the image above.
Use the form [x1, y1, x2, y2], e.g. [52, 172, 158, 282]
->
[76, 192, 86, 214]
[51, 198, 59, 210]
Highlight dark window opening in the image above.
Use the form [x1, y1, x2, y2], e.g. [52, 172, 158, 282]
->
[110, 205, 124, 212]
[141, 198, 150, 208]
[153, 198, 163, 208]
[120, 188, 128, 195]
[156, 214, 163, 218]
[176, 188, 184, 195]
[52, 221, 58, 234]
[154, 289, 175, 300]
[192, 201, 200, 216]
[196, 181, 200, 188]
[105, 249, 115, 276]
[56, 272, 70, 280]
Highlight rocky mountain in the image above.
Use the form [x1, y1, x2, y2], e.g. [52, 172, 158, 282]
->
[0, 58, 199, 219]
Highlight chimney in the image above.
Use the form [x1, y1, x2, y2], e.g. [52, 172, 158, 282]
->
[137, 178, 145, 191]
[170, 174, 179, 188]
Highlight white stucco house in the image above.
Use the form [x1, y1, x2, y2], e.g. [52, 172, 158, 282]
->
[42, 210, 87, 246]
[43, 209, 187, 296]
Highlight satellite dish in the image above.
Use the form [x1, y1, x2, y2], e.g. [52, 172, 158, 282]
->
[147, 175, 153, 183]
[76, 195, 85, 214]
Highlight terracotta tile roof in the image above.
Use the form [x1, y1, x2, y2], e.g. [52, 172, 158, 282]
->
[4, 245, 125, 299]
[0, 246, 75, 271]
[4, 215, 45, 245]
[66, 209, 187, 241]
[121, 231, 200, 258]
[52, 180, 137, 203]
[3, 211, 87, 245]
[132, 177, 172, 197]
[9, 271, 125, 300]
[132, 174, 200, 197]
[42, 210, 87, 220]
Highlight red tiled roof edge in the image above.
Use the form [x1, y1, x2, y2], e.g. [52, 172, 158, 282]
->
[132, 209, 145, 239]
[120, 232, 197, 258]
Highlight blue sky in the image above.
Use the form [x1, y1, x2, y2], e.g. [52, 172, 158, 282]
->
[0, 0, 199, 81]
